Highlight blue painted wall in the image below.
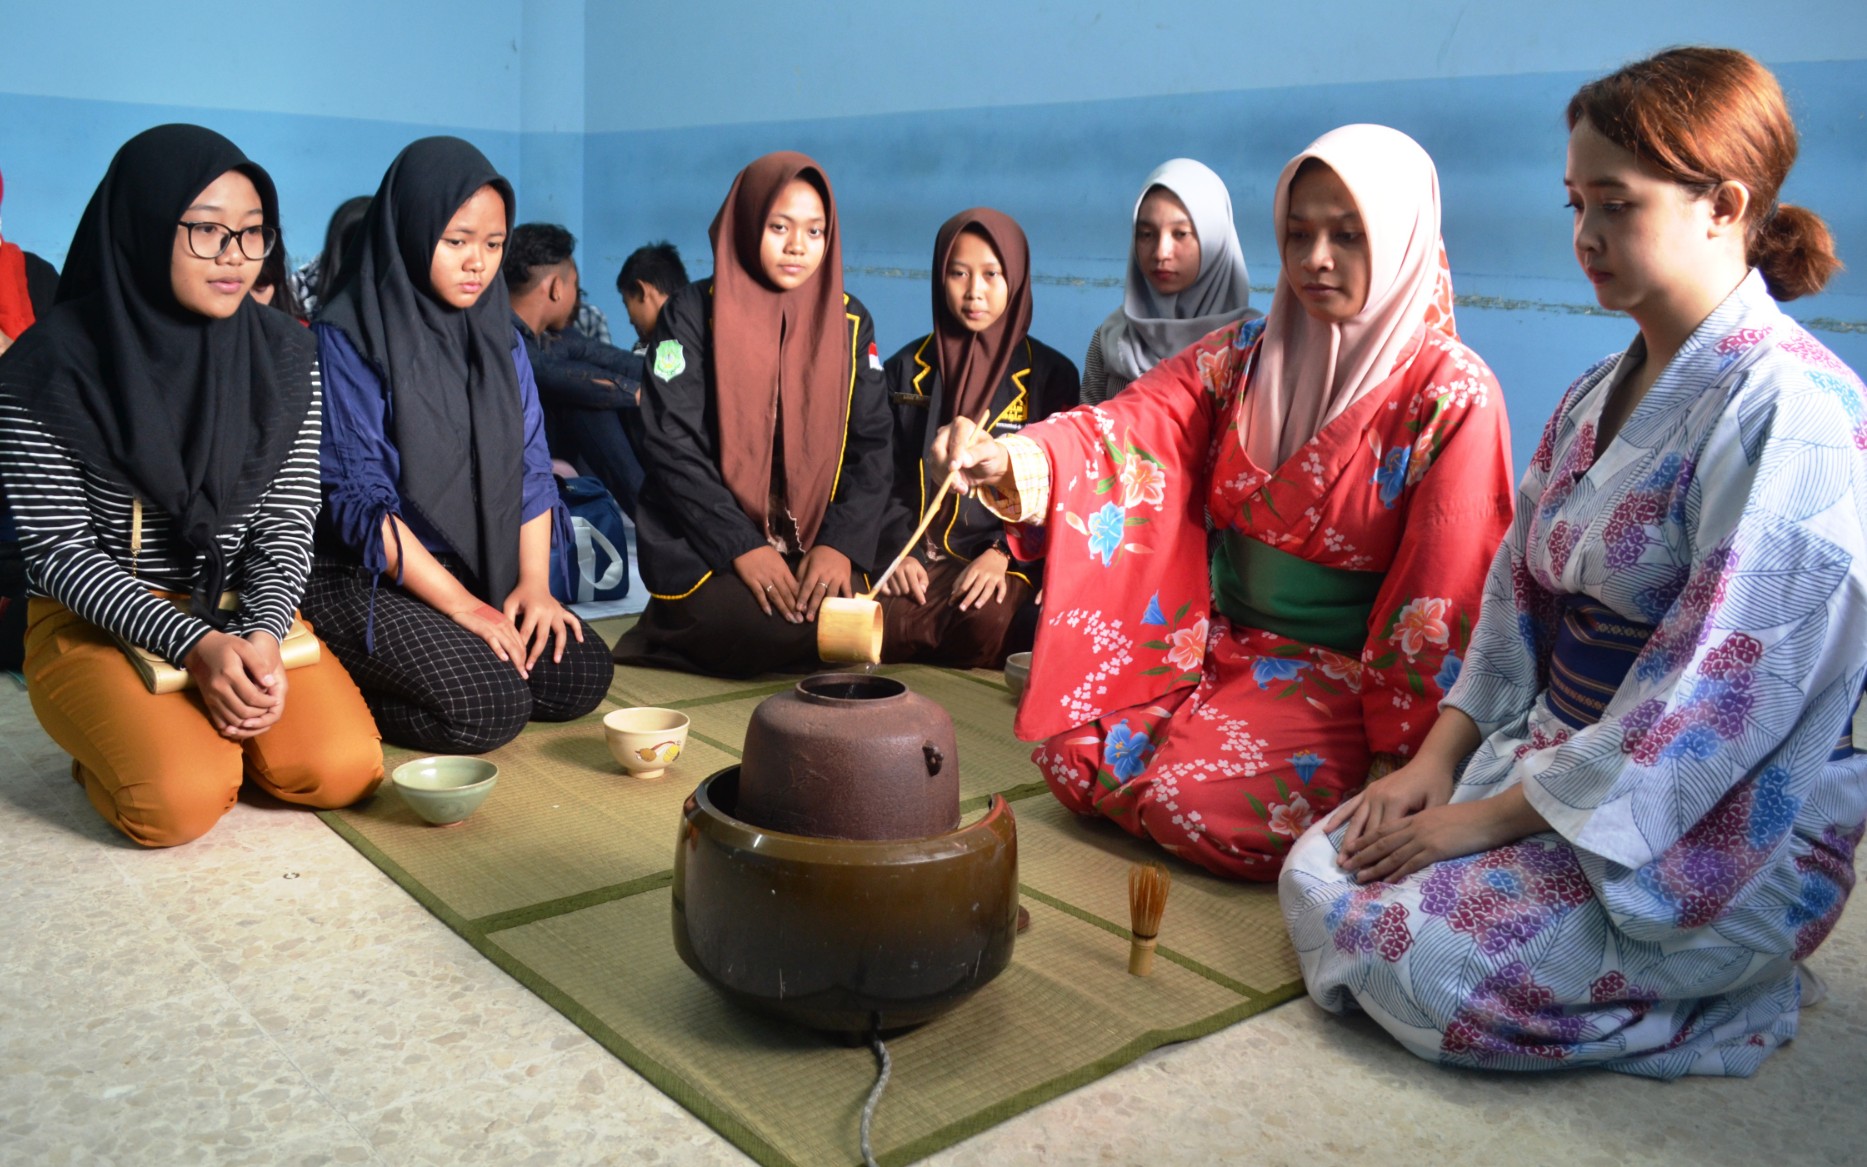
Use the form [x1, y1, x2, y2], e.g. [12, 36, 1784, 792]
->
[518, 0, 587, 239]
[584, 1, 1867, 130]
[579, 3, 1867, 463]
[0, 99, 526, 276]
[2, 1, 1862, 462]
[0, 0, 578, 269]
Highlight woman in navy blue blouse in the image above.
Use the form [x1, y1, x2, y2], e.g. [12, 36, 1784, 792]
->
[302, 137, 612, 754]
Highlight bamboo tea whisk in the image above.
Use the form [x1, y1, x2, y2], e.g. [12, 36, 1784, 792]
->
[1127, 861, 1172, 976]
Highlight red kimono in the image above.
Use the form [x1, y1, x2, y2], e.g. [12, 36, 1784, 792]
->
[1010, 315, 1513, 879]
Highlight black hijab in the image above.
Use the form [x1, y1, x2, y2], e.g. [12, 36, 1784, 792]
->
[0, 124, 314, 626]
[316, 137, 522, 602]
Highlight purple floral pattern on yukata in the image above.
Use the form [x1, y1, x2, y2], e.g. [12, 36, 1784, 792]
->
[1280, 275, 1867, 1078]
[1441, 961, 1589, 1064]
[1418, 843, 1594, 955]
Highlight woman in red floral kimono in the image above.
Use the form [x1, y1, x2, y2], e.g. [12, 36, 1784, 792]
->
[939, 125, 1514, 879]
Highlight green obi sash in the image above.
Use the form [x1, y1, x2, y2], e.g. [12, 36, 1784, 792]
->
[1210, 533, 1383, 657]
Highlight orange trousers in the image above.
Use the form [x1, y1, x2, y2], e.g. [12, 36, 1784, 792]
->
[24, 598, 384, 848]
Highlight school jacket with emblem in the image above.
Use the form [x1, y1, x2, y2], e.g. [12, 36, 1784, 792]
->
[633, 279, 893, 599]
[878, 333, 1079, 584]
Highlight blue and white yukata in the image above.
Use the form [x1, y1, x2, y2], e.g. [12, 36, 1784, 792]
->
[1280, 271, 1867, 1077]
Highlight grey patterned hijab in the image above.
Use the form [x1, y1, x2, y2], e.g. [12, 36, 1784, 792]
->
[1099, 158, 1258, 388]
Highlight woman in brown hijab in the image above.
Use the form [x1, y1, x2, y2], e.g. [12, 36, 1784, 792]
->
[877, 208, 1078, 666]
[613, 152, 892, 678]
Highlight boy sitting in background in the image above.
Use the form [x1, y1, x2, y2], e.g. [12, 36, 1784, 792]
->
[615, 240, 689, 358]
[507, 223, 646, 517]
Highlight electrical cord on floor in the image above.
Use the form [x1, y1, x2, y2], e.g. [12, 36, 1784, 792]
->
[859, 1014, 893, 1167]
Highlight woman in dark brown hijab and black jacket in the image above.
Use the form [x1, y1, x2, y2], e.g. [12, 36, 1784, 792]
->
[613, 152, 892, 678]
[877, 209, 1078, 667]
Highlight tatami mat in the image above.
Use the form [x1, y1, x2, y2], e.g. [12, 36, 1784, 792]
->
[321, 629, 1303, 1166]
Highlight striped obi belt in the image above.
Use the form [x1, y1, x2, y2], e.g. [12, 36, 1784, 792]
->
[1546, 595, 1855, 760]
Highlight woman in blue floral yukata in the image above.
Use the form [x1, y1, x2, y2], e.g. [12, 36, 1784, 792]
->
[1280, 47, 1867, 1078]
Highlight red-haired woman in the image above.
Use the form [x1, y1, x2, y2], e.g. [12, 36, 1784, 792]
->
[1280, 47, 1866, 1077]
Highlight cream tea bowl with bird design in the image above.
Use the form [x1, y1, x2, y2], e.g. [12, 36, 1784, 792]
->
[605, 707, 692, 779]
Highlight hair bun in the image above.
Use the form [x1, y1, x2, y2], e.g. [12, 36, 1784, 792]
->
[1752, 203, 1842, 301]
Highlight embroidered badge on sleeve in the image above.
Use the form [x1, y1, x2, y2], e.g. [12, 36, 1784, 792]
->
[653, 338, 686, 381]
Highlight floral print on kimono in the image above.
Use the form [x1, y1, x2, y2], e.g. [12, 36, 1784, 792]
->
[1013, 313, 1513, 879]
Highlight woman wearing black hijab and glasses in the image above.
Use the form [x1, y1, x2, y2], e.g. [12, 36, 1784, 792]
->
[304, 137, 613, 754]
[0, 124, 384, 847]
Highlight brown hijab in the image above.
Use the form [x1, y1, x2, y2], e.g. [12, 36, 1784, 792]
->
[931, 208, 1031, 426]
[708, 151, 849, 549]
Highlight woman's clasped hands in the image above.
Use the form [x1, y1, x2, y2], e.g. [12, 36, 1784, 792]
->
[1323, 752, 1548, 884]
[185, 629, 288, 740]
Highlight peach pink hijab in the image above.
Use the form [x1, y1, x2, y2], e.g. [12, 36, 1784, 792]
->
[1240, 124, 1457, 469]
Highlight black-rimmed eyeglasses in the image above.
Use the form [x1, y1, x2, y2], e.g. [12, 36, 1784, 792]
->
[178, 221, 279, 261]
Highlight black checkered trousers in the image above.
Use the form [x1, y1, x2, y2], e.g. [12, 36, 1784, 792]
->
[303, 558, 614, 754]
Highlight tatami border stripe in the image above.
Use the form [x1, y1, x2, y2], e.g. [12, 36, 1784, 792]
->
[960, 781, 1050, 814]
[1016, 884, 1289, 1004]
[315, 809, 481, 937]
[602, 665, 932, 714]
[601, 681, 782, 711]
[472, 869, 675, 934]
[687, 729, 743, 758]
[663, 682, 798, 709]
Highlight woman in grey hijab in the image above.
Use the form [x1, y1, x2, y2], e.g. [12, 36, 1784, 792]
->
[1080, 158, 1259, 404]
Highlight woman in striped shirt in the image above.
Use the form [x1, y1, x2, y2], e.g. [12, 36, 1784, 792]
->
[0, 125, 383, 847]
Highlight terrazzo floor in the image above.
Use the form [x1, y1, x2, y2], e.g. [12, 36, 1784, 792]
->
[1, 674, 1863, 1167]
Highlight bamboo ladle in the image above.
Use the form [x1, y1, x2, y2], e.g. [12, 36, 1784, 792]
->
[818, 407, 994, 665]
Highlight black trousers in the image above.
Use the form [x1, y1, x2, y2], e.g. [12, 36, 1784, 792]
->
[545, 406, 645, 520]
[612, 562, 822, 680]
[303, 559, 614, 754]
